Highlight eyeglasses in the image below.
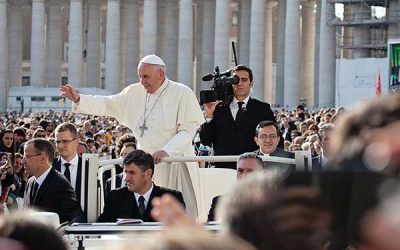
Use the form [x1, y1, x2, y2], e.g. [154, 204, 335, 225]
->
[258, 134, 278, 140]
[55, 138, 77, 145]
[22, 154, 41, 160]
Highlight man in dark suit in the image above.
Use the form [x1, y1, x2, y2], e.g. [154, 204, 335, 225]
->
[104, 142, 136, 198]
[312, 123, 335, 171]
[254, 121, 295, 170]
[52, 122, 83, 201]
[207, 152, 263, 221]
[199, 64, 275, 169]
[98, 150, 185, 222]
[280, 115, 296, 142]
[23, 138, 85, 224]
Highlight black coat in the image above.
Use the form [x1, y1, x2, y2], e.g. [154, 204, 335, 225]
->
[312, 155, 323, 171]
[199, 98, 275, 169]
[207, 195, 221, 222]
[105, 173, 124, 200]
[255, 148, 295, 170]
[98, 185, 185, 222]
[24, 168, 85, 223]
[52, 156, 83, 201]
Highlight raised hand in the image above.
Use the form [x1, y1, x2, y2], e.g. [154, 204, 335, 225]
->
[203, 100, 221, 119]
[59, 84, 80, 103]
[153, 150, 169, 164]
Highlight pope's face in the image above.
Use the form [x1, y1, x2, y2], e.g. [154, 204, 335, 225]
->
[138, 63, 165, 94]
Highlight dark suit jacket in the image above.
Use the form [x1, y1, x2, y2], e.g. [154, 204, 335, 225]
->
[52, 155, 82, 201]
[24, 168, 85, 224]
[105, 173, 124, 199]
[255, 148, 295, 170]
[98, 184, 185, 222]
[199, 98, 275, 169]
[207, 195, 221, 222]
[312, 155, 323, 171]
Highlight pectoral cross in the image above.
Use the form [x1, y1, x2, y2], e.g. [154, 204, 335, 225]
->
[139, 121, 148, 137]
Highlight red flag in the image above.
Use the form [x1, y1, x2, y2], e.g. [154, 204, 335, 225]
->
[376, 70, 382, 97]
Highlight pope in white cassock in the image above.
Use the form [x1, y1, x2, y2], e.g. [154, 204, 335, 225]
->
[60, 55, 205, 217]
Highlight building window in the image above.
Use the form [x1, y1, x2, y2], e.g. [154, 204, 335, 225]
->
[16, 97, 21, 101]
[101, 77, 105, 89]
[22, 77, 30, 86]
[31, 97, 45, 102]
[51, 96, 64, 102]
[61, 77, 68, 86]
[232, 11, 238, 26]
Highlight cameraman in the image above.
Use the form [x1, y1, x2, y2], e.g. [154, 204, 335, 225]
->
[199, 64, 275, 169]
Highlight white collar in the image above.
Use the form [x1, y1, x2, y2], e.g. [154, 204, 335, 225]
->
[259, 150, 270, 156]
[231, 96, 250, 108]
[61, 154, 79, 167]
[134, 183, 154, 203]
[152, 78, 169, 95]
[35, 166, 52, 186]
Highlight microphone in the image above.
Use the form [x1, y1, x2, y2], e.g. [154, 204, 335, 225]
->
[201, 73, 214, 81]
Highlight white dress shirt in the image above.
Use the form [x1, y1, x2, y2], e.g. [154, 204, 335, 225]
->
[133, 183, 154, 209]
[35, 166, 52, 187]
[61, 154, 79, 190]
[230, 96, 250, 120]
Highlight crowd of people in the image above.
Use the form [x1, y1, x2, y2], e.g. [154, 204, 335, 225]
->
[0, 54, 399, 250]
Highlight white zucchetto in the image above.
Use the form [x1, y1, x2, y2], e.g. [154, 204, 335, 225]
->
[139, 55, 166, 66]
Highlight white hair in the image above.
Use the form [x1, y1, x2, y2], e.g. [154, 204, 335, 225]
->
[137, 63, 166, 75]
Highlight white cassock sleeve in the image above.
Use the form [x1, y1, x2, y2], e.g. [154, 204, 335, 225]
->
[160, 84, 205, 156]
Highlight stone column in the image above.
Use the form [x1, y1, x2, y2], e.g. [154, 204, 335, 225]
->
[8, 1, 23, 86]
[238, 0, 251, 65]
[276, 0, 300, 108]
[119, 0, 127, 89]
[86, 0, 101, 88]
[30, 0, 46, 87]
[388, 0, 400, 39]
[0, 0, 7, 112]
[314, 0, 335, 107]
[200, 0, 215, 91]
[353, 4, 370, 58]
[47, 0, 62, 87]
[342, 4, 353, 59]
[124, 0, 140, 84]
[160, 0, 178, 80]
[156, 1, 164, 55]
[68, 0, 83, 87]
[249, 0, 265, 101]
[300, 1, 315, 106]
[214, 0, 229, 70]
[177, 0, 193, 88]
[264, 1, 276, 103]
[142, 0, 157, 56]
[195, 0, 203, 96]
[105, 0, 120, 93]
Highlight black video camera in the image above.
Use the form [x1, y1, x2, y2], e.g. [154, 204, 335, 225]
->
[199, 66, 240, 106]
